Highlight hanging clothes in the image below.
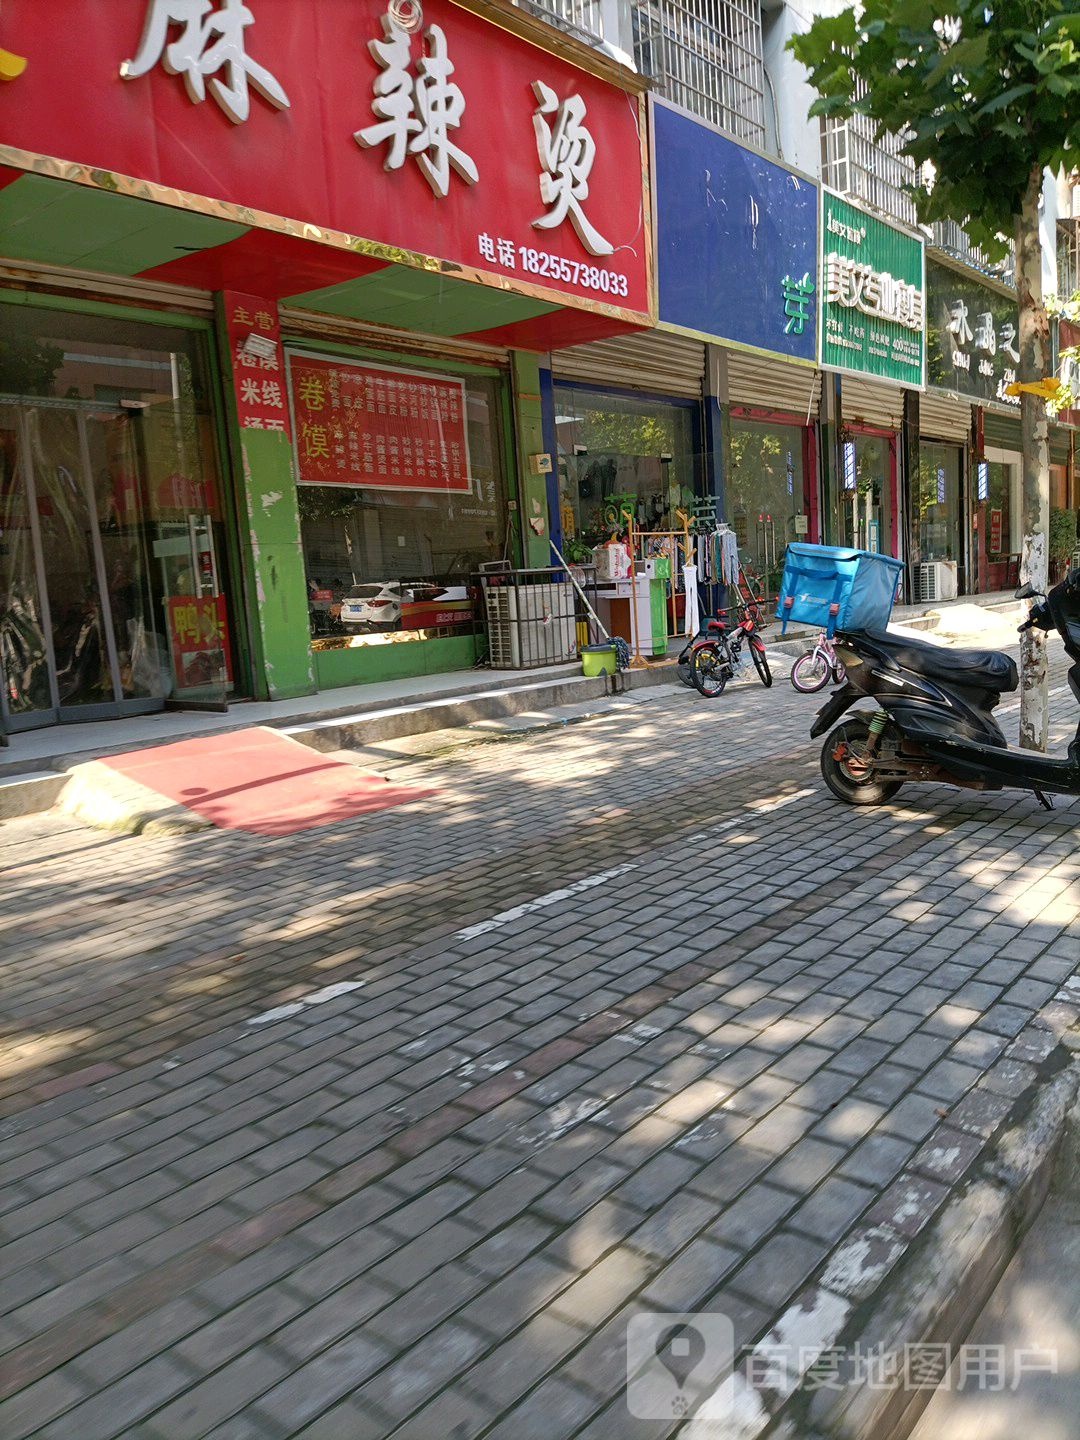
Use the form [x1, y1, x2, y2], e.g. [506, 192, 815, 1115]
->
[682, 562, 700, 636]
[717, 526, 740, 587]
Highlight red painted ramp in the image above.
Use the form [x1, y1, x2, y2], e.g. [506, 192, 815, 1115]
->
[100, 728, 435, 837]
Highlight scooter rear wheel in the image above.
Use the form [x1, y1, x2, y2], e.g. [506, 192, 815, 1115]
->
[821, 716, 903, 805]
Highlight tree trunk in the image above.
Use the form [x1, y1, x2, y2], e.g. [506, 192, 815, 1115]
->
[1015, 162, 1051, 752]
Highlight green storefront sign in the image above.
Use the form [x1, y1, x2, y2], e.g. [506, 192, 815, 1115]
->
[925, 258, 1020, 410]
[819, 191, 925, 386]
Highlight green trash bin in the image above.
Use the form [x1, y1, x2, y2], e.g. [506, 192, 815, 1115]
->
[581, 642, 617, 677]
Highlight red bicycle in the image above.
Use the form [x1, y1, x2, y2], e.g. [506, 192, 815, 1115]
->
[689, 599, 772, 697]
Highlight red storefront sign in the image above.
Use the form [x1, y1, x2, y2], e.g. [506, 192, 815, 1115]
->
[0, 0, 650, 318]
[289, 355, 471, 492]
[989, 508, 1004, 555]
[167, 595, 233, 689]
[223, 292, 291, 437]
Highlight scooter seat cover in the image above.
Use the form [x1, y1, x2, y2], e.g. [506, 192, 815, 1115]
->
[860, 631, 1019, 691]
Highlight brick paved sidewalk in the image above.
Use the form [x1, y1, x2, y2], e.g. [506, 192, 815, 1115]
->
[0, 651, 1078, 1439]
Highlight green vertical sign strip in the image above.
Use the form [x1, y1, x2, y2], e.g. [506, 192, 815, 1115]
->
[819, 190, 926, 387]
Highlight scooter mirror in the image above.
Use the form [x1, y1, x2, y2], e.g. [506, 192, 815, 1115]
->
[1015, 582, 1040, 600]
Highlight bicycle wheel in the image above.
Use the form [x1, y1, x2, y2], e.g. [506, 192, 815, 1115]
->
[676, 643, 697, 688]
[790, 650, 831, 693]
[749, 636, 772, 688]
[690, 641, 730, 697]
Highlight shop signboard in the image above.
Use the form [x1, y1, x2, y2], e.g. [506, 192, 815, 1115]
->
[288, 354, 471, 492]
[223, 292, 291, 437]
[0, 0, 650, 319]
[819, 191, 925, 386]
[926, 259, 1020, 408]
[652, 100, 818, 362]
[989, 509, 1004, 553]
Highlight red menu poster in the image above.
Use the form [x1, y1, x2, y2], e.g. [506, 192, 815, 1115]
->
[288, 355, 471, 493]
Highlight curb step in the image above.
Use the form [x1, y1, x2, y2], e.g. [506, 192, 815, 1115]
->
[0, 662, 680, 823]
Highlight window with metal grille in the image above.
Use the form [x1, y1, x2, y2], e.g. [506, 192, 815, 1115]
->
[515, 0, 607, 45]
[632, 0, 766, 147]
[1058, 219, 1080, 299]
[819, 81, 918, 229]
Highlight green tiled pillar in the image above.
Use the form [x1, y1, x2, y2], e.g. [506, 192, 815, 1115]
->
[215, 296, 316, 700]
[511, 351, 553, 568]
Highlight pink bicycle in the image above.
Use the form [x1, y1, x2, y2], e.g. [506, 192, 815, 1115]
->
[790, 631, 846, 693]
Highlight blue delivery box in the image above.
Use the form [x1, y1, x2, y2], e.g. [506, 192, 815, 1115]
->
[777, 544, 904, 637]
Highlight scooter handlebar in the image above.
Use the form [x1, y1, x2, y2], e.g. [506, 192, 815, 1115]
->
[1018, 601, 1053, 635]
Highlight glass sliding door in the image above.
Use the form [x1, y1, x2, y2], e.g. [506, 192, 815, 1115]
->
[24, 406, 118, 716]
[0, 301, 237, 727]
[839, 433, 896, 556]
[727, 418, 810, 596]
[0, 405, 55, 728]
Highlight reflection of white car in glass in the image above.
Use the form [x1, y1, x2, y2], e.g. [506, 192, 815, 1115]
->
[339, 581, 472, 633]
[339, 582, 402, 631]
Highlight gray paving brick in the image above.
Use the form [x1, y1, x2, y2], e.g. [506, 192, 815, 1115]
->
[788, 1176, 875, 1243]
[708, 1182, 799, 1250]
[728, 1231, 829, 1309]
[641, 1234, 744, 1312]
[876, 1091, 946, 1143]
[248, 1334, 392, 1433]
[458, 1311, 586, 1412]
[39, 1355, 195, 1440]
[0, 1369, 88, 1440]
[459, 1255, 574, 1338]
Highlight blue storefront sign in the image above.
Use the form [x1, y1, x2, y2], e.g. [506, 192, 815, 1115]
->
[652, 99, 818, 362]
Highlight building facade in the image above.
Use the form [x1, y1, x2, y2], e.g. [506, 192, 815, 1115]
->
[0, 0, 654, 730]
[2, 0, 1076, 734]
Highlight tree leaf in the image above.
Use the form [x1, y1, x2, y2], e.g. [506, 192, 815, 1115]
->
[977, 83, 1035, 114]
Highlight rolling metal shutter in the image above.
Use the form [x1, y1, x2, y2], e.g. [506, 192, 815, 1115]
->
[920, 391, 972, 443]
[983, 411, 1022, 451]
[1050, 425, 1074, 466]
[726, 350, 821, 420]
[551, 330, 705, 399]
[839, 376, 905, 432]
[281, 308, 509, 368]
[0, 258, 213, 316]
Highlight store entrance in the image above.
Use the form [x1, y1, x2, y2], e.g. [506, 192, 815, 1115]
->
[1, 400, 228, 731]
[839, 432, 896, 556]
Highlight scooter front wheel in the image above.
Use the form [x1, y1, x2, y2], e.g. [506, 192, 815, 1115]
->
[820, 716, 903, 805]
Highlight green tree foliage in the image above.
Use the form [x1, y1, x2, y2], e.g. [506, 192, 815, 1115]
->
[791, 1, 1079, 749]
[789, 1, 1078, 258]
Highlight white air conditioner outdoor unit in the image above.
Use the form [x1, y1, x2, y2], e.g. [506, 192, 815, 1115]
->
[914, 561, 958, 604]
[485, 583, 577, 669]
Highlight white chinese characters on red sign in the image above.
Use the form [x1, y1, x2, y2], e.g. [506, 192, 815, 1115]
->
[223, 292, 291, 437]
[288, 354, 471, 493]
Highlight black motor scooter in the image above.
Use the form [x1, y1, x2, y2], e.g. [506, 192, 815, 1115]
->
[809, 566, 1080, 808]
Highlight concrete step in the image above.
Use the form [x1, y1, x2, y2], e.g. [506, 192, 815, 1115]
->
[0, 769, 68, 821]
[281, 663, 676, 752]
[0, 661, 681, 823]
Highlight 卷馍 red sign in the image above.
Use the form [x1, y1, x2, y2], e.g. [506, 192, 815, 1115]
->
[0, 0, 650, 318]
[289, 355, 471, 493]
